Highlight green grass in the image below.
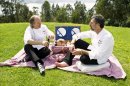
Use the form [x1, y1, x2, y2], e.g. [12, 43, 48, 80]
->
[0, 22, 130, 86]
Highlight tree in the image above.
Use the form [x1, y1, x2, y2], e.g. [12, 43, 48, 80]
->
[86, 5, 95, 24]
[33, 7, 39, 15]
[1, 1, 15, 22]
[50, 4, 61, 22]
[72, 1, 87, 23]
[20, 4, 31, 22]
[51, 4, 56, 21]
[41, 1, 51, 22]
[95, 0, 130, 26]
[66, 4, 73, 22]
[15, 3, 32, 22]
[0, 0, 32, 23]
[56, 7, 68, 22]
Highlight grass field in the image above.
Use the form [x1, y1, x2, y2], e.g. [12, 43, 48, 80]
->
[0, 22, 130, 86]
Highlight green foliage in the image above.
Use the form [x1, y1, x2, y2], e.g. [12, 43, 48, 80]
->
[86, 8, 94, 24]
[51, 4, 61, 22]
[0, 0, 130, 27]
[56, 7, 68, 22]
[72, 1, 87, 24]
[0, 23, 130, 86]
[66, 4, 73, 22]
[125, 17, 130, 27]
[0, 0, 33, 23]
[95, 0, 130, 27]
[41, 1, 87, 24]
[41, 1, 51, 22]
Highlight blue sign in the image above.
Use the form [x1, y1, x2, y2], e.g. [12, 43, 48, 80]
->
[55, 26, 80, 40]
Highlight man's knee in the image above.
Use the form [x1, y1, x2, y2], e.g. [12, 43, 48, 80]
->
[74, 39, 89, 49]
[80, 55, 89, 64]
[24, 44, 32, 50]
[74, 39, 82, 45]
[39, 47, 51, 58]
[45, 48, 51, 55]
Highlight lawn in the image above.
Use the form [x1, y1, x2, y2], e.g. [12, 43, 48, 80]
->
[0, 22, 130, 86]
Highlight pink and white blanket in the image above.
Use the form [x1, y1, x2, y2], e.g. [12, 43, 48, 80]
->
[0, 48, 126, 79]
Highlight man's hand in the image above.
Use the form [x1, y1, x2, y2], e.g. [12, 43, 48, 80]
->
[71, 39, 76, 44]
[48, 34, 55, 39]
[67, 44, 75, 52]
[72, 48, 82, 55]
[42, 41, 49, 47]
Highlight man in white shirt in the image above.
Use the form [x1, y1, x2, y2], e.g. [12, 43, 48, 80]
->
[55, 14, 114, 67]
[24, 15, 54, 75]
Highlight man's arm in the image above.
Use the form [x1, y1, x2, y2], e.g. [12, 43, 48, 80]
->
[88, 36, 114, 63]
[27, 39, 49, 47]
[71, 30, 93, 44]
[71, 48, 89, 55]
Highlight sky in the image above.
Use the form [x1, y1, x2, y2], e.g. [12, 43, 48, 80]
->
[24, 0, 96, 6]
[25, 0, 96, 15]
[0, 0, 96, 15]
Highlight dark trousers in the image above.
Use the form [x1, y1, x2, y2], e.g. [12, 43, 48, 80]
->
[24, 44, 51, 66]
[63, 39, 98, 66]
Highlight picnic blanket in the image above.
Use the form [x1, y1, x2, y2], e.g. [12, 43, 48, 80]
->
[0, 48, 126, 79]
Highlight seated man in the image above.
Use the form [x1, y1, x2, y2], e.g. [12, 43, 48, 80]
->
[24, 15, 54, 75]
[55, 14, 114, 67]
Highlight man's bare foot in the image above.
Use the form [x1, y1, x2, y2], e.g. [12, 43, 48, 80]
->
[55, 62, 69, 67]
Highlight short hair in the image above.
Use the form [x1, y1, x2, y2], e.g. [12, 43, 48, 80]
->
[92, 14, 105, 28]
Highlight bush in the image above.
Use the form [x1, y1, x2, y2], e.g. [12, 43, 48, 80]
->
[125, 21, 130, 27]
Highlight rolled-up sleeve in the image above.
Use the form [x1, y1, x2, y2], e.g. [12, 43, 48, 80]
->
[24, 27, 32, 44]
[72, 30, 93, 41]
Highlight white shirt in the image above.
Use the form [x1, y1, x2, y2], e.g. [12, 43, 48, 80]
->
[24, 24, 52, 50]
[72, 29, 114, 64]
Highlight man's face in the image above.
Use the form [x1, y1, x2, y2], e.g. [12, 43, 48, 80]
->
[89, 18, 97, 31]
[33, 17, 41, 29]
